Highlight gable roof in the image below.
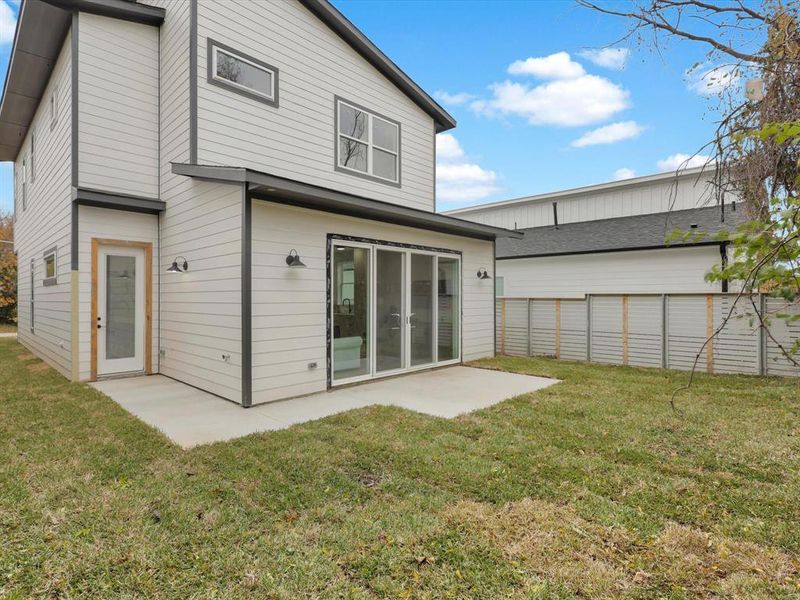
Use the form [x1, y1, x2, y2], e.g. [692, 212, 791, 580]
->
[497, 205, 743, 260]
[0, 0, 165, 162]
[0, 0, 454, 163]
[445, 167, 712, 217]
[298, 0, 455, 132]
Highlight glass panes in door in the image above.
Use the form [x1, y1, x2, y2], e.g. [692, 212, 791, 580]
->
[409, 254, 434, 367]
[437, 257, 460, 361]
[106, 255, 137, 359]
[376, 250, 404, 373]
[332, 245, 370, 380]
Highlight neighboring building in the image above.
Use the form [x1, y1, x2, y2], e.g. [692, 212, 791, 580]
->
[1, 0, 517, 406]
[445, 169, 740, 297]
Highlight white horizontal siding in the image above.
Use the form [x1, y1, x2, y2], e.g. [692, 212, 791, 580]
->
[498, 246, 723, 297]
[77, 13, 159, 198]
[453, 175, 721, 230]
[77, 207, 159, 380]
[196, 0, 435, 212]
[15, 31, 73, 378]
[251, 202, 494, 404]
[159, 178, 243, 403]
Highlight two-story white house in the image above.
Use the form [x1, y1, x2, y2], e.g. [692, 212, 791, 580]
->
[2, 0, 518, 406]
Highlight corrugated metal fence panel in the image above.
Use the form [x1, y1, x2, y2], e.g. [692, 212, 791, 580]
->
[560, 299, 587, 360]
[531, 299, 557, 356]
[713, 295, 760, 375]
[667, 295, 709, 371]
[628, 296, 663, 367]
[591, 296, 624, 364]
[765, 298, 800, 376]
[504, 299, 530, 356]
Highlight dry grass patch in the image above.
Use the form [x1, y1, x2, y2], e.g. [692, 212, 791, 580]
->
[445, 498, 799, 598]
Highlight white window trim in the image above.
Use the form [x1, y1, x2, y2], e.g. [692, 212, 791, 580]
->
[21, 157, 27, 211]
[210, 43, 277, 104]
[336, 98, 401, 186]
[30, 129, 35, 183]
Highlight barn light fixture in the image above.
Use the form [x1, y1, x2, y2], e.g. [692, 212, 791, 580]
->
[477, 267, 491, 280]
[285, 249, 306, 268]
[166, 256, 188, 273]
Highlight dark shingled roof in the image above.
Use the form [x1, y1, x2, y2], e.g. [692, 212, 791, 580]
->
[497, 205, 743, 259]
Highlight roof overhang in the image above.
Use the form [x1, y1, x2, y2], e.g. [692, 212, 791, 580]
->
[72, 187, 165, 214]
[298, 0, 456, 133]
[0, 0, 165, 162]
[496, 241, 724, 261]
[172, 163, 521, 241]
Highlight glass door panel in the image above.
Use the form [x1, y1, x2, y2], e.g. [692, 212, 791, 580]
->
[106, 255, 137, 359]
[332, 245, 370, 380]
[409, 253, 434, 367]
[376, 249, 404, 373]
[437, 256, 460, 362]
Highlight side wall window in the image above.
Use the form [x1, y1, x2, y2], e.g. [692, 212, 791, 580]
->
[43, 247, 57, 286]
[495, 276, 505, 297]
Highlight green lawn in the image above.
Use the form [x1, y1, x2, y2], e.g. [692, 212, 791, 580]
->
[1, 338, 799, 598]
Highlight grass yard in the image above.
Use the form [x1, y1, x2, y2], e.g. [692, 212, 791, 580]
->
[1, 339, 799, 598]
[0, 321, 16, 334]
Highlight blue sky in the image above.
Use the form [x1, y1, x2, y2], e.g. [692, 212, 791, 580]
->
[0, 0, 739, 212]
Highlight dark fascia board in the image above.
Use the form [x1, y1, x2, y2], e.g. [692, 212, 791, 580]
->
[496, 240, 724, 261]
[171, 163, 520, 241]
[297, 0, 456, 133]
[0, 0, 71, 161]
[42, 0, 165, 25]
[72, 187, 165, 214]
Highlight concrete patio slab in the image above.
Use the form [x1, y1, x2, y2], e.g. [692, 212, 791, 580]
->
[91, 366, 559, 448]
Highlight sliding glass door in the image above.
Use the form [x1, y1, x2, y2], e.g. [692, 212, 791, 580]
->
[331, 240, 461, 386]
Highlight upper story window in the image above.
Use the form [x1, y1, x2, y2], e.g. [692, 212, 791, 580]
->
[208, 39, 279, 107]
[21, 156, 27, 210]
[49, 90, 57, 129]
[335, 98, 400, 186]
[30, 130, 35, 183]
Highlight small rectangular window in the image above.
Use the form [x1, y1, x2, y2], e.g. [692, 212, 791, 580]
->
[208, 39, 278, 107]
[50, 91, 57, 128]
[495, 276, 505, 297]
[21, 157, 27, 210]
[30, 130, 35, 183]
[43, 247, 57, 286]
[336, 98, 400, 186]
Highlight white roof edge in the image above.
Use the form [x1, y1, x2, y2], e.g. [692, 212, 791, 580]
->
[442, 166, 715, 215]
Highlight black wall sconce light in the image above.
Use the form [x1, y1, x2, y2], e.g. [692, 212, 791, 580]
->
[477, 267, 491, 280]
[285, 249, 306, 268]
[166, 256, 189, 273]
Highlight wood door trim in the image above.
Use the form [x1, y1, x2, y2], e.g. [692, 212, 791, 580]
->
[91, 238, 153, 381]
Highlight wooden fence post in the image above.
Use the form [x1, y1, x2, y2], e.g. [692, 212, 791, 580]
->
[758, 293, 767, 376]
[661, 294, 668, 369]
[555, 299, 561, 359]
[706, 294, 714, 373]
[586, 294, 592, 362]
[527, 298, 532, 357]
[622, 294, 629, 366]
[500, 298, 506, 355]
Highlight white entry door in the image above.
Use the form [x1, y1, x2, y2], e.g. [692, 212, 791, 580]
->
[97, 245, 146, 376]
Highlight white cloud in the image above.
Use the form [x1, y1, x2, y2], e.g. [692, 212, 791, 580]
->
[656, 153, 712, 171]
[471, 75, 630, 127]
[434, 90, 475, 106]
[571, 120, 643, 148]
[435, 133, 464, 162]
[612, 168, 636, 181]
[435, 134, 502, 205]
[686, 63, 740, 96]
[0, 1, 17, 45]
[508, 52, 586, 80]
[579, 48, 629, 70]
